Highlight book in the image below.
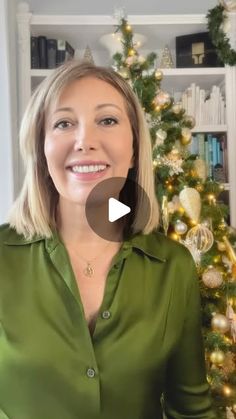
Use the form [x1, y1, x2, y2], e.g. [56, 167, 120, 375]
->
[47, 39, 57, 69]
[38, 36, 47, 68]
[56, 40, 75, 67]
[31, 36, 39, 69]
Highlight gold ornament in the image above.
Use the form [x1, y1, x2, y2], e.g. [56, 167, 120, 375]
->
[161, 195, 169, 236]
[183, 114, 196, 129]
[180, 127, 192, 145]
[233, 404, 236, 413]
[172, 102, 182, 114]
[155, 105, 162, 113]
[193, 158, 207, 182]
[155, 69, 163, 81]
[186, 224, 214, 253]
[202, 266, 223, 288]
[211, 313, 230, 333]
[174, 220, 188, 235]
[210, 350, 225, 365]
[154, 90, 171, 109]
[218, 218, 228, 231]
[217, 241, 226, 252]
[169, 232, 180, 241]
[179, 187, 201, 222]
[223, 236, 236, 264]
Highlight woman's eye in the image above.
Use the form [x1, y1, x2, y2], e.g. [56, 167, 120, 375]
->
[100, 117, 118, 126]
[53, 120, 73, 130]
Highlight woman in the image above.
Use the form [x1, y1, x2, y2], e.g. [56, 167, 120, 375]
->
[0, 61, 216, 418]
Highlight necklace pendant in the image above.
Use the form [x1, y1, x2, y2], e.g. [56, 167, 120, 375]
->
[84, 262, 94, 277]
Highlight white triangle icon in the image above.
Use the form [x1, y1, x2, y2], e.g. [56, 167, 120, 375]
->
[108, 198, 131, 222]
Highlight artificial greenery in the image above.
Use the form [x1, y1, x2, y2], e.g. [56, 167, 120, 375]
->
[112, 16, 236, 418]
[207, 4, 236, 66]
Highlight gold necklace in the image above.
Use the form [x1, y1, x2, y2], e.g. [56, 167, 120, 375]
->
[76, 241, 114, 278]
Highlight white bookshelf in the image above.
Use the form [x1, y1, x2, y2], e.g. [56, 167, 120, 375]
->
[16, 2, 236, 227]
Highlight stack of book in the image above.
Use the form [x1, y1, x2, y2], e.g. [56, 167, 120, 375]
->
[31, 36, 75, 69]
[180, 83, 226, 125]
[189, 133, 228, 182]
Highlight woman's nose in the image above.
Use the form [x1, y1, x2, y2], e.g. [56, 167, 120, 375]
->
[73, 124, 98, 152]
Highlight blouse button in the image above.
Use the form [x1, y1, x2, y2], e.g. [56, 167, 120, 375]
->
[101, 310, 111, 319]
[86, 368, 95, 378]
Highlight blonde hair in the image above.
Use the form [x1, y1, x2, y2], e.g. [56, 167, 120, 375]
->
[7, 60, 160, 240]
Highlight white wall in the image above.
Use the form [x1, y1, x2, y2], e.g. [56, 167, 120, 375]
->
[26, 0, 216, 14]
[0, 0, 18, 224]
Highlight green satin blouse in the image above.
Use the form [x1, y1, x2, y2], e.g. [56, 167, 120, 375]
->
[0, 223, 217, 419]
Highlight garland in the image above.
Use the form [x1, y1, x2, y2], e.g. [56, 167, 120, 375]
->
[207, 4, 236, 66]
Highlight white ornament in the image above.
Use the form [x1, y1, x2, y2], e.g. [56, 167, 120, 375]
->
[179, 187, 201, 222]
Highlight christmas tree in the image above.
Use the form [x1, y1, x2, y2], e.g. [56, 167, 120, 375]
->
[112, 17, 236, 418]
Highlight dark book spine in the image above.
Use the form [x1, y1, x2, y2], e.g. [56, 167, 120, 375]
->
[56, 40, 75, 66]
[47, 39, 57, 69]
[38, 36, 48, 69]
[31, 36, 39, 69]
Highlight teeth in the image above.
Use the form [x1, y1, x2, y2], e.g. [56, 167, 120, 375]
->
[71, 164, 107, 173]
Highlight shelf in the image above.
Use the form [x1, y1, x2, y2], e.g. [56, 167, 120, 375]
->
[161, 68, 225, 93]
[29, 14, 207, 53]
[192, 125, 227, 133]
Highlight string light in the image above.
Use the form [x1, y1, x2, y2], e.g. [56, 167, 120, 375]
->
[126, 24, 132, 31]
[223, 385, 232, 396]
[128, 48, 135, 56]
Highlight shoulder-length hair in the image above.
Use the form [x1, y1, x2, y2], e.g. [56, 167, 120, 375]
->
[7, 60, 160, 240]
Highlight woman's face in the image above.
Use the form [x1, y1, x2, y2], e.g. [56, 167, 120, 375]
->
[44, 76, 134, 206]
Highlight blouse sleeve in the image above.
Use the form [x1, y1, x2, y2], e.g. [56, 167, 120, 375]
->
[163, 258, 217, 419]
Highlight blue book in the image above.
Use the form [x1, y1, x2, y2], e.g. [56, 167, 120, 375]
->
[216, 141, 221, 165]
[212, 137, 218, 167]
[207, 134, 213, 178]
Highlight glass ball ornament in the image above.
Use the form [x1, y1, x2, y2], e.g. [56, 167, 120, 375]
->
[202, 266, 223, 288]
[174, 220, 188, 235]
[186, 224, 214, 253]
[154, 90, 171, 109]
[210, 350, 225, 365]
[155, 69, 163, 81]
[211, 313, 230, 333]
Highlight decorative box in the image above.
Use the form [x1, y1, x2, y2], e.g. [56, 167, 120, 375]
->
[176, 32, 224, 68]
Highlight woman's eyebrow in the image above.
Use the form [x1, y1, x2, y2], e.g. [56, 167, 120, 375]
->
[95, 103, 123, 112]
[53, 107, 74, 114]
[53, 104, 123, 114]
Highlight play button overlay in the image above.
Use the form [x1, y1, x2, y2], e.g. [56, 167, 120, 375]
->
[108, 198, 131, 222]
[85, 176, 151, 242]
